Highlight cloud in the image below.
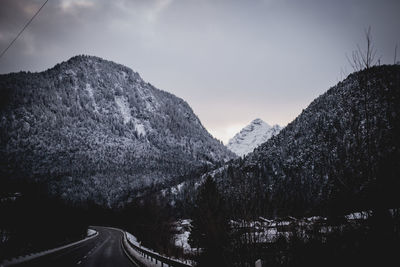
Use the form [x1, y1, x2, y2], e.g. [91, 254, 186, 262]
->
[209, 123, 248, 144]
[60, 0, 95, 13]
[146, 0, 173, 22]
[0, 0, 399, 141]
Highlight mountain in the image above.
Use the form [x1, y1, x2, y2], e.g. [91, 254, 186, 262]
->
[226, 118, 281, 156]
[212, 65, 400, 218]
[0, 55, 236, 206]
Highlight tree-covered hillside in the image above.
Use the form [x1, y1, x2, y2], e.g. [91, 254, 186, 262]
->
[0, 55, 235, 207]
[212, 65, 400, 218]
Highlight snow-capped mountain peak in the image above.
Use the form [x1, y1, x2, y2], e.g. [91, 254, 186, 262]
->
[227, 118, 281, 156]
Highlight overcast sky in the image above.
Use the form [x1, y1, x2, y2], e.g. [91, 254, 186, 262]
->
[0, 0, 399, 143]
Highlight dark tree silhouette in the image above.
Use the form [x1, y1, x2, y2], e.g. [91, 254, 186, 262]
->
[189, 176, 231, 266]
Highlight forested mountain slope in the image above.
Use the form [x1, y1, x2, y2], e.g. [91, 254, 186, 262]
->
[0, 55, 235, 207]
[213, 65, 400, 218]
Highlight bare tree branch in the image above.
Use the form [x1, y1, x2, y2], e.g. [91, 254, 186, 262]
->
[347, 26, 379, 71]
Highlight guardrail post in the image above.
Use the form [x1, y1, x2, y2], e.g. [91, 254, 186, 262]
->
[124, 232, 192, 267]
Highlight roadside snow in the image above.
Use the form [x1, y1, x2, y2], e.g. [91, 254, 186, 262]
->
[126, 232, 138, 245]
[87, 228, 96, 237]
[125, 231, 192, 266]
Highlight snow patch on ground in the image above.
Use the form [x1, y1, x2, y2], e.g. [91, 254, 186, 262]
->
[230, 210, 377, 244]
[65, 69, 76, 76]
[124, 235, 164, 267]
[345, 211, 371, 220]
[126, 232, 138, 245]
[85, 83, 99, 112]
[133, 118, 146, 137]
[87, 228, 96, 237]
[175, 231, 191, 251]
[125, 231, 192, 266]
[115, 96, 132, 124]
[169, 182, 185, 195]
[174, 219, 192, 252]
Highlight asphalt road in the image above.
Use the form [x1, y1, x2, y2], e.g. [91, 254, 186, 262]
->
[17, 226, 137, 267]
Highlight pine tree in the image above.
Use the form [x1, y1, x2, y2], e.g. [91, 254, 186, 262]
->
[189, 176, 231, 266]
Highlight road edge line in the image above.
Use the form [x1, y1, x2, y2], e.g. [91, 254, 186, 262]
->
[108, 227, 144, 267]
[1, 228, 98, 267]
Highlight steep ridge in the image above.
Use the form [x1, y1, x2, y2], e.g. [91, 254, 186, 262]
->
[0, 55, 236, 206]
[227, 118, 281, 156]
[213, 65, 400, 217]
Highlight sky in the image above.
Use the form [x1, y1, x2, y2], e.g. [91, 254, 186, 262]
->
[0, 0, 399, 143]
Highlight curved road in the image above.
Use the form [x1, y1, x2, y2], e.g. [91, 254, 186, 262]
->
[17, 226, 138, 267]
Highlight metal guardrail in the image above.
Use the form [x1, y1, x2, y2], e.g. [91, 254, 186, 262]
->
[1, 228, 98, 267]
[123, 232, 191, 267]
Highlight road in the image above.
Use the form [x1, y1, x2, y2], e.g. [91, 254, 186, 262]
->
[16, 226, 139, 267]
